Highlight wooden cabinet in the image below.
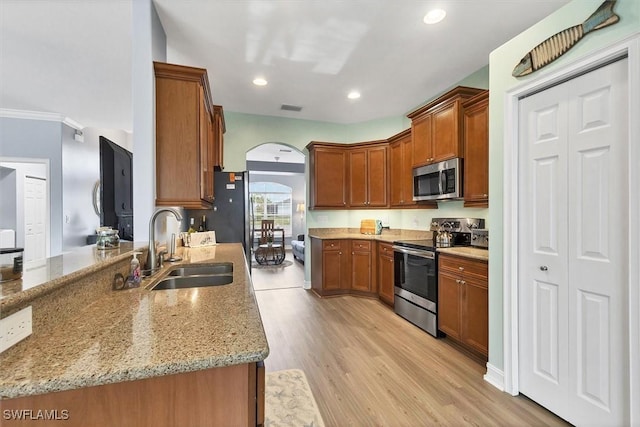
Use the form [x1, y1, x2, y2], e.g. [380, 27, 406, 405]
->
[1, 363, 264, 427]
[308, 144, 348, 208]
[348, 144, 388, 207]
[311, 237, 383, 297]
[307, 141, 388, 209]
[408, 86, 484, 168]
[377, 242, 394, 305]
[311, 238, 350, 294]
[154, 62, 215, 209]
[351, 240, 376, 293]
[212, 105, 226, 171]
[462, 90, 489, 207]
[438, 253, 488, 359]
[389, 129, 415, 207]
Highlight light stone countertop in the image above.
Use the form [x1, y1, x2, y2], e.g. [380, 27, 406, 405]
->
[0, 243, 269, 400]
[437, 246, 489, 261]
[308, 228, 489, 261]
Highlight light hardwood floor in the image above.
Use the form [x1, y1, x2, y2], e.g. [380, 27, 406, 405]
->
[254, 287, 569, 426]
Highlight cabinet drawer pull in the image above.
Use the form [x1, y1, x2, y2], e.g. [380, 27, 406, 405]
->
[456, 279, 461, 284]
[458, 266, 464, 271]
[460, 280, 466, 285]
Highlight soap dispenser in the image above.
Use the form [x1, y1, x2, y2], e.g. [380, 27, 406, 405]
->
[126, 252, 142, 288]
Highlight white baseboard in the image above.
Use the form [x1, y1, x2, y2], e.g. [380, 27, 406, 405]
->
[484, 363, 505, 392]
[303, 280, 311, 290]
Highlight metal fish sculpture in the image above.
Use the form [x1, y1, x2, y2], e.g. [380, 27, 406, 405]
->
[512, 0, 619, 77]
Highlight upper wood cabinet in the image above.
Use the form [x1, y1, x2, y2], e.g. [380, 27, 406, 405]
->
[348, 144, 388, 208]
[408, 86, 485, 168]
[307, 144, 349, 208]
[307, 141, 388, 209]
[388, 129, 414, 207]
[154, 61, 215, 209]
[212, 105, 225, 171]
[462, 90, 489, 207]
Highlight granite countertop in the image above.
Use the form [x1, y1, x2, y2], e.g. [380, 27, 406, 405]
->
[308, 228, 489, 261]
[437, 246, 489, 261]
[0, 243, 269, 400]
[1, 242, 146, 306]
[308, 227, 431, 243]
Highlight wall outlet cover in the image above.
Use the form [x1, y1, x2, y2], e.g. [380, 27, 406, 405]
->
[0, 305, 33, 353]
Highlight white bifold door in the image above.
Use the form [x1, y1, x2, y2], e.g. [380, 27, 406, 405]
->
[518, 58, 629, 426]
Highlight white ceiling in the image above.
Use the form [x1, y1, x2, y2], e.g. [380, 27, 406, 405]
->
[0, 0, 571, 132]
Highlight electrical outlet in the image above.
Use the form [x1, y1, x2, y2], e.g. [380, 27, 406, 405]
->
[0, 306, 33, 353]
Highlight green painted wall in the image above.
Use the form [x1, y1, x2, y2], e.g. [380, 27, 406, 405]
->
[488, 0, 640, 370]
[222, 64, 491, 284]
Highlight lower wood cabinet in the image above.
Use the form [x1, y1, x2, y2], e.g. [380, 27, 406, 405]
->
[311, 237, 384, 298]
[377, 242, 394, 305]
[0, 363, 264, 427]
[351, 240, 375, 293]
[438, 253, 488, 359]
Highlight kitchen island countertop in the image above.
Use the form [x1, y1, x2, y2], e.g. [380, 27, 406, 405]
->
[0, 243, 269, 400]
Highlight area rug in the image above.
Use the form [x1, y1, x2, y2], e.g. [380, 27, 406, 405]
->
[265, 369, 325, 427]
[252, 259, 293, 269]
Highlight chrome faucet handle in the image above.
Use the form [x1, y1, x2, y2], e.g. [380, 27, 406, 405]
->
[157, 250, 168, 269]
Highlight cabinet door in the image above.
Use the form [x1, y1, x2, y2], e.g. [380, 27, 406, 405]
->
[463, 94, 489, 207]
[432, 100, 461, 162]
[348, 149, 368, 207]
[411, 113, 433, 167]
[312, 148, 348, 208]
[351, 250, 372, 292]
[389, 140, 404, 206]
[366, 145, 388, 207]
[377, 243, 394, 304]
[438, 272, 461, 340]
[400, 135, 415, 206]
[199, 86, 213, 203]
[155, 77, 203, 207]
[461, 276, 488, 357]
[322, 250, 344, 291]
[212, 105, 225, 171]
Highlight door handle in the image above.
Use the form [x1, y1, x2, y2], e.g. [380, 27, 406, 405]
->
[540, 266, 548, 271]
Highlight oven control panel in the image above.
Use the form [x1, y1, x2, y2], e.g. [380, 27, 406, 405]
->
[471, 229, 489, 249]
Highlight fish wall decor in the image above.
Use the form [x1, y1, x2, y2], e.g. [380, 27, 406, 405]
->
[512, 0, 619, 77]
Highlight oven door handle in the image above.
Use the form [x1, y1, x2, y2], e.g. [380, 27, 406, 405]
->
[392, 246, 435, 259]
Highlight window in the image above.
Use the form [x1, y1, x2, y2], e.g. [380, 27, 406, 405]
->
[250, 182, 292, 237]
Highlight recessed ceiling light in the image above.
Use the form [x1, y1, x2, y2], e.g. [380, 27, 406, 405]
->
[347, 91, 361, 100]
[253, 77, 268, 86]
[423, 8, 446, 24]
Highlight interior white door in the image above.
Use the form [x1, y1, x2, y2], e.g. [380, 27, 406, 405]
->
[24, 175, 47, 262]
[518, 58, 628, 426]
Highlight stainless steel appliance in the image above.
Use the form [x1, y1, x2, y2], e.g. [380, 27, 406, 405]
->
[471, 229, 489, 249]
[412, 158, 462, 201]
[393, 218, 485, 337]
[186, 171, 252, 271]
[393, 239, 439, 336]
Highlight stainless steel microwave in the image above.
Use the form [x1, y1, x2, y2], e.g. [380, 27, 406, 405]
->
[412, 158, 462, 201]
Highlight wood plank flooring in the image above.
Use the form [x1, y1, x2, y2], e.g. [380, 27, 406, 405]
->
[255, 288, 569, 426]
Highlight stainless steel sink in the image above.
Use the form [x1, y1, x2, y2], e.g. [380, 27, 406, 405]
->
[149, 262, 234, 290]
[151, 274, 233, 290]
[167, 263, 233, 277]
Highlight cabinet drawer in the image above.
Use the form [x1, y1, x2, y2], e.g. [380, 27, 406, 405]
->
[351, 240, 372, 252]
[323, 240, 344, 251]
[439, 254, 488, 279]
[378, 242, 394, 256]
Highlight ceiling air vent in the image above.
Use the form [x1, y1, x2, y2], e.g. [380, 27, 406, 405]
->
[280, 104, 303, 112]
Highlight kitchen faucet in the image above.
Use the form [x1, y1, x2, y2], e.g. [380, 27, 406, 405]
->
[146, 207, 182, 273]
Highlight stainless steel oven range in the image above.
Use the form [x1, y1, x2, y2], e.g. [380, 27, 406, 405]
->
[393, 239, 439, 337]
[393, 218, 485, 337]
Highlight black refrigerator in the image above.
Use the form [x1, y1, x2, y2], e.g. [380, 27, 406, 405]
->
[185, 171, 252, 271]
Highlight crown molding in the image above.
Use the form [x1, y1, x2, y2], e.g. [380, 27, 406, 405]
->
[0, 108, 84, 130]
